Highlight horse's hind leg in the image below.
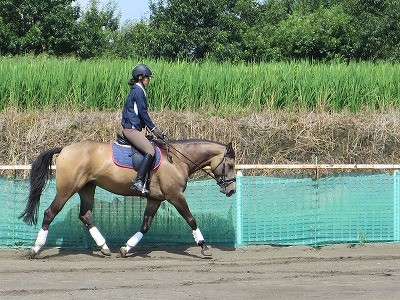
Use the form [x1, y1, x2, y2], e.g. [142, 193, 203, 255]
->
[120, 198, 161, 257]
[30, 192, 71, 258]
[78, 183, 111, 256]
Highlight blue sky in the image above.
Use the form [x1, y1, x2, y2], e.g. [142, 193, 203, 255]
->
[75, 0, 151, 24]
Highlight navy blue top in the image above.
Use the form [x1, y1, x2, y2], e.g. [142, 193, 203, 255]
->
[121, 84, 156, 131]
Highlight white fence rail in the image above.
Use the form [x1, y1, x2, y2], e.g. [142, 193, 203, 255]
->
[2, 164, 400, 171]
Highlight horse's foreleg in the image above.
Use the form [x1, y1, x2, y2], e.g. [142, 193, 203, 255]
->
[120, 198, 161, 257]
[169, 195, 211, 257]
[78, 184, 111, 256]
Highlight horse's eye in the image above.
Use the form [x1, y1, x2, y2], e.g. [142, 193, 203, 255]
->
[228, 163, 234, 170]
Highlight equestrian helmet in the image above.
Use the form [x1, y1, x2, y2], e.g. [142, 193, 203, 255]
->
[132, 64, 152, 78]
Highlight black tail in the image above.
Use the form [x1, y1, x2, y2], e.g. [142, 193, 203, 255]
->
[19, 147, 63, 226]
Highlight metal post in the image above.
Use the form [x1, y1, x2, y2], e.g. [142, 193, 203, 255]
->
[394, 170, 400, 242]
[236, 170, 243, 247]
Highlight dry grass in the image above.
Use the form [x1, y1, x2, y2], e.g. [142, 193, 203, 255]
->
[1, 108, 400, 177]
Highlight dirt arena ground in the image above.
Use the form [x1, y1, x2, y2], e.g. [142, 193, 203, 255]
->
[0, 243, 399, 299]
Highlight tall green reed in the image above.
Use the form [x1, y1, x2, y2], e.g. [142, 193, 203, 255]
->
[1, 56, 399, 114]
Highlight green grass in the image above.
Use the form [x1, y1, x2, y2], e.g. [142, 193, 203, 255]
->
[1, 56, 399, 114]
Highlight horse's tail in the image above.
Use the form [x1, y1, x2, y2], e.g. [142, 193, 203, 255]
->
[19, 147, 63, 226]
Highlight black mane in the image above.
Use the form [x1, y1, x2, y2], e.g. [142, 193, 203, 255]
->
[167, 139, 225, 146]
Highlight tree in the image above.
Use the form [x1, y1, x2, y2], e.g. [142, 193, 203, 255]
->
[274, 4, 352, 60]
[2, 0, 400, 62]
[343, 0, 400, 61]
[107, 21, 151, 58]
[240, 0, 289, 61]
[147, 0, 262, 61]
[0, 0, 119, 58]
[0, 0, 80, 55]
[75, 0, 119, 58]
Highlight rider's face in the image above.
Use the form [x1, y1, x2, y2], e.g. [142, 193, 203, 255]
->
[141, 76, 150, 88]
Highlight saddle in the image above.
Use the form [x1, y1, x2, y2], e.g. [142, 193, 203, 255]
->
[111, 133, 162, 171]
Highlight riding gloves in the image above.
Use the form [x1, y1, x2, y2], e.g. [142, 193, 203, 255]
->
[152, 128, 165, 139]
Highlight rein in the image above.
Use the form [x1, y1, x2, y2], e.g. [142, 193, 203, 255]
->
[159, 136, 236, 189]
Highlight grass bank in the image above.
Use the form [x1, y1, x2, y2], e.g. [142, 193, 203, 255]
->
[1, 109, 400, 177]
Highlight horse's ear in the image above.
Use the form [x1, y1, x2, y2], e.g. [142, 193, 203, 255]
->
[226, 142, 235, 157]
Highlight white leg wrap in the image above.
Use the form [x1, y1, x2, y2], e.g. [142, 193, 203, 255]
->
[192, 228, 204, 245]
[32, 229, 48, 253]
[125, 232, 143, 252]
[89, 227, 106, 247]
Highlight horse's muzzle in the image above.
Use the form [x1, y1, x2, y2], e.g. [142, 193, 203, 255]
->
[226, 190, 236, 197]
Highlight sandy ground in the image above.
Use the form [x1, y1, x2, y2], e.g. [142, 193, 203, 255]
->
[0, 243, 400, 299]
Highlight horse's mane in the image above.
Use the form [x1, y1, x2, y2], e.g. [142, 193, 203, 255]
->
[155, 139, 226, 152]
[155, 139, 235, 160]
[161, 139, 225, 146]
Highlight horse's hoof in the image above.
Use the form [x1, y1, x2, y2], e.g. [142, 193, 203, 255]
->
[101, 248, 112, 256]
[201, 248, 212, 257]
[29, 249, 38, 258]
[119, 246, 128, 258]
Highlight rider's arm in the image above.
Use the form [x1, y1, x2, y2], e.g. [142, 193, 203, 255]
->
[136, 90, 156, 131]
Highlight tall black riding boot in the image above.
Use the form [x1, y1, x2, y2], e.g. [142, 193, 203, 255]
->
[131, 153, 154, 195]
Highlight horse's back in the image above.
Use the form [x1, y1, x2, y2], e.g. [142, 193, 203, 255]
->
[55, 140, 141, 195]
[58, 140, 109, 160]
[56, 140, 111, 176]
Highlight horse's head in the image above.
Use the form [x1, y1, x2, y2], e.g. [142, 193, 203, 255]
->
[210, 142, 236, 197]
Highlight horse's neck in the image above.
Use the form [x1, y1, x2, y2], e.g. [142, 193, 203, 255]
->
[173, 141, 223, 174]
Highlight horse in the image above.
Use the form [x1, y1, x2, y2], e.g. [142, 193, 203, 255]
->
[19, 138, 236, 258]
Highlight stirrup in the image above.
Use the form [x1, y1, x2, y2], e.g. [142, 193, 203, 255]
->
[131, 180, 149, 195]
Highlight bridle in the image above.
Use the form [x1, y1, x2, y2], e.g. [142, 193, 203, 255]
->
[160, 137, 236, 191]
[210, 153, 236, 191]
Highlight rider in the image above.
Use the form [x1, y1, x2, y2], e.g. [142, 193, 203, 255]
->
[121, 64, 164, 195]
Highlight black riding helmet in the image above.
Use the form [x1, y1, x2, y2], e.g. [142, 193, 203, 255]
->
[132, 64, 152, 78]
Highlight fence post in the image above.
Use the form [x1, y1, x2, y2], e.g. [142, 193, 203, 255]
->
[235, 170, 243, 247]
[394, 170, 400, 242]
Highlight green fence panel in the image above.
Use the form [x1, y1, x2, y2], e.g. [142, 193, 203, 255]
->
[0, 178, 235, 248]
[237, 173, 397, 246]
[1, 172, 399, 248]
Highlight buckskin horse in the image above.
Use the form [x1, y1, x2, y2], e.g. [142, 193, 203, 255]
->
[19, 138, 236, 258]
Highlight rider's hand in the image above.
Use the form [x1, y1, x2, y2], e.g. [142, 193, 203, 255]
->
[152, 128, 165, 139]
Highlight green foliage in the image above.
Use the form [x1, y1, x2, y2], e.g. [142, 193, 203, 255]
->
[0, 0, 80, 55]
[0, 0, 119, 58]
[146, 0, 269, 61]
[1, 0, 400, 62]
[76, 0, 119, 59]
[275, 4, 352, 60]
[0, 56, 128, 110]
[107, 21, 151, 59]
[342, 0, 400, 61]
[1, 56, 400, 113]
